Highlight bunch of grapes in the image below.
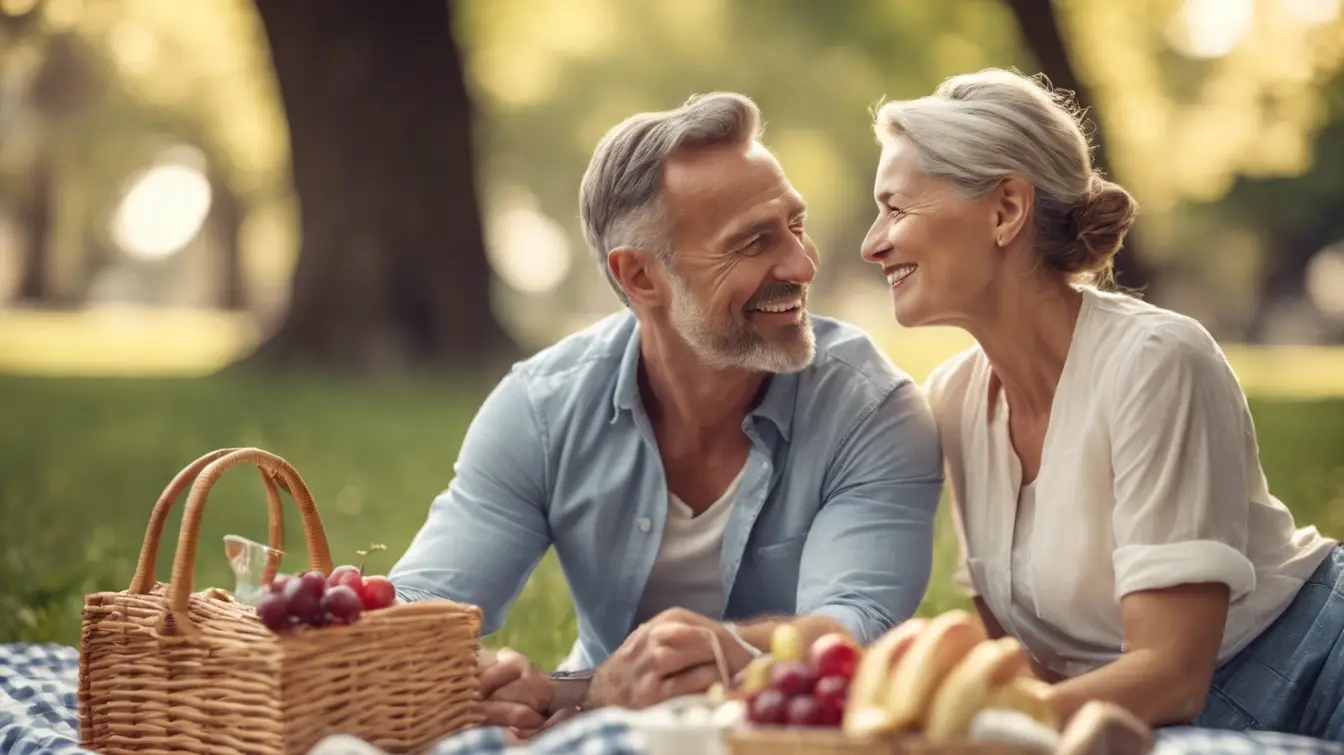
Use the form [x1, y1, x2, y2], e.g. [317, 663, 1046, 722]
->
[745, 629, 860, 728]
[255, 545, 398, 633]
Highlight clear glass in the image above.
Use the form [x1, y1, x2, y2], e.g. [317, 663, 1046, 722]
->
[223, 534, 285, 606]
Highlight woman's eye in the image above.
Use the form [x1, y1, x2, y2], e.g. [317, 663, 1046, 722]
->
[888, 206, 906, 219]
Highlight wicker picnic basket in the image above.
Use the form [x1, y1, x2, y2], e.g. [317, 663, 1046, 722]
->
[77, 447, 486, 755]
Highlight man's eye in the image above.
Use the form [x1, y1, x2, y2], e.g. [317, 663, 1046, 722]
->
[888, 205, 906, 219]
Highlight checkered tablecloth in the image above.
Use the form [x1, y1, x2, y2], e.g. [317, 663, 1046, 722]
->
[2, 643, 1340, 755]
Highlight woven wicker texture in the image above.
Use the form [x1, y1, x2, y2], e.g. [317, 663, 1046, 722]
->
[723, 728, 1042, 755]
[78, 447, 485, 755]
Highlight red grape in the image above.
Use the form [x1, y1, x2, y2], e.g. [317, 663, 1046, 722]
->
[747, 689, 788, 725]
[327, 565, 364, 591]
[770, 660, 816, 697]
[809, 634, 860, 680]
[358, 575, 397, 611]
[813, 675, 849, 726]
[265, 574, 292, 595]
[283, 571, 326, 625]
[784, 695, 824, 727]
[321, 585, 364, 625]
[256, 592, 290, 632]
[815, 698, 844, 727]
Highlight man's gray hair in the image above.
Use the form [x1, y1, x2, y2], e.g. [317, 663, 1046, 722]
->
[579, 92, 764, 304]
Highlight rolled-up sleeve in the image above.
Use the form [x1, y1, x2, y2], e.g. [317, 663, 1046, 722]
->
[800, 380, 944, 645]
[388, 369, 553, 635]
[1108, 325, 1257, 604]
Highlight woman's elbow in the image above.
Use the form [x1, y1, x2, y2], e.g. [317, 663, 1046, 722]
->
[1151, 658, 1215, 725]
[1169, 675, 1213, 724]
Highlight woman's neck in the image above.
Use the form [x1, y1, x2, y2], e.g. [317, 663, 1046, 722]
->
[967, 278, 1084, 418]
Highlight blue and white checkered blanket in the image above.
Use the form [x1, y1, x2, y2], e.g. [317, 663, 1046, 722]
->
[2, 643, 1340, 755]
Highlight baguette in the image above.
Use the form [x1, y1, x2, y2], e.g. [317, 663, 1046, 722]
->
[841, 618, 928, 737]
[883, 610, 988, 731]
[1056, 700, 1155, 755]
[985, 675, 1058, 730]
[923, 637, 1028, 743]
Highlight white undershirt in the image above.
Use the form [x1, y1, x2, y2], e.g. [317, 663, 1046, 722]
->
[633, 463, 747, 624]
[932, 285, 1338, 678]
[1009, 480, 1041, 620]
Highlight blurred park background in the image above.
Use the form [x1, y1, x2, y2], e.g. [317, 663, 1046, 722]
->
[3, 0, 1344, 668]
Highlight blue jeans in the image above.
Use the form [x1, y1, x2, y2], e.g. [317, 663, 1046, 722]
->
[1194, 544, 1344, 741]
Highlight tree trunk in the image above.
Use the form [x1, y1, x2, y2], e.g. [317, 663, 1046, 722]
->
[209, 167, 246, 311]
[15, 155, 53, 302]
[247, 0, 516, 372]
[1001, 0, 1153, 292]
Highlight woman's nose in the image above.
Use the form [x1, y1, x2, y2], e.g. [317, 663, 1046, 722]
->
[860, 216, 890, 264]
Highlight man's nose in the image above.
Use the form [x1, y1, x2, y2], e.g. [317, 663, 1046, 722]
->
[776, 233, 818, 285]
[860, 217, 889, 264]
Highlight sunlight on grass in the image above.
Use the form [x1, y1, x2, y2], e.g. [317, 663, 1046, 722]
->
[0, 308, 260, 377]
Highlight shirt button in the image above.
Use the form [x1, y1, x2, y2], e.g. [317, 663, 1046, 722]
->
[637, 518, 651, 532]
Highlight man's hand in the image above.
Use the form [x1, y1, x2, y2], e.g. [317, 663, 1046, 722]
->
[584, 608, 757, 710]
[479, 648, 552, 731]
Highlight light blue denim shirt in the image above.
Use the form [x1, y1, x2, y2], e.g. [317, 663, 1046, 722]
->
[389, 310, 943, 670]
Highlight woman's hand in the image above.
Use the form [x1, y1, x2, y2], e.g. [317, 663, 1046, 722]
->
[1047, 582, 1230, 727]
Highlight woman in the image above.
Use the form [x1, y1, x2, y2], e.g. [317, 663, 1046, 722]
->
[859, 68, 1344, 741]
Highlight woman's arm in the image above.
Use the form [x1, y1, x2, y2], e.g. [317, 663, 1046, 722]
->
[1047, 584, 1230, 725]
[1048, 322, 1258, 727]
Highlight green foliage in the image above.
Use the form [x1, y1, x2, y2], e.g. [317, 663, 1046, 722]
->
[2, 372, 1342, 669]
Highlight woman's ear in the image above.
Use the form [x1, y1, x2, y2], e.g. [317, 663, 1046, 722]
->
[608, 247, 663, 306]
[991, 176, 1034, 248]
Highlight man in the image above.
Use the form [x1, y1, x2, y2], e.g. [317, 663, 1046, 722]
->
[388, 92, 943, 732]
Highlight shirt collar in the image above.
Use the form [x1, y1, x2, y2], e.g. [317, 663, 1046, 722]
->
[610, 319, 799, 442]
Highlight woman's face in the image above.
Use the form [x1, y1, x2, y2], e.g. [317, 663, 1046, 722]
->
[860, 137, 1008, 329]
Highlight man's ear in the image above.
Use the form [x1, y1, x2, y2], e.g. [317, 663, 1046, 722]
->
[608, 247, 664, 306]
[992, 175, 1034, 248]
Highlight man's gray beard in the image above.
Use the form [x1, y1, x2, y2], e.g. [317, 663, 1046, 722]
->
[667, 274, 815, 374]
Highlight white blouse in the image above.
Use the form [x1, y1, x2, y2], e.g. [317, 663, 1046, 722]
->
[926, 286, 1338, 678]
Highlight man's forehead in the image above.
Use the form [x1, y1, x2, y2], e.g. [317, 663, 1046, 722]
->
[663, 141, 800, 221]
[663, 139, 775, 189]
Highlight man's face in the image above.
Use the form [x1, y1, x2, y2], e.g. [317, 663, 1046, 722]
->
[659, 140, 819, 373]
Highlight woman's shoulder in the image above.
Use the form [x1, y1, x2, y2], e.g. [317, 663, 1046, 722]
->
[1081, 287, 1226, 362]
[1077, 287, 1242, 401]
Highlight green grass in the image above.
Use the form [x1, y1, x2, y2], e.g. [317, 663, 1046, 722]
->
[3, 371, 1343, 670]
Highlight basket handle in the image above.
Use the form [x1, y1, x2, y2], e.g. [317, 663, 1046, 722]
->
[163, 448, 334, 630]
[128, 448, 288, 594]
